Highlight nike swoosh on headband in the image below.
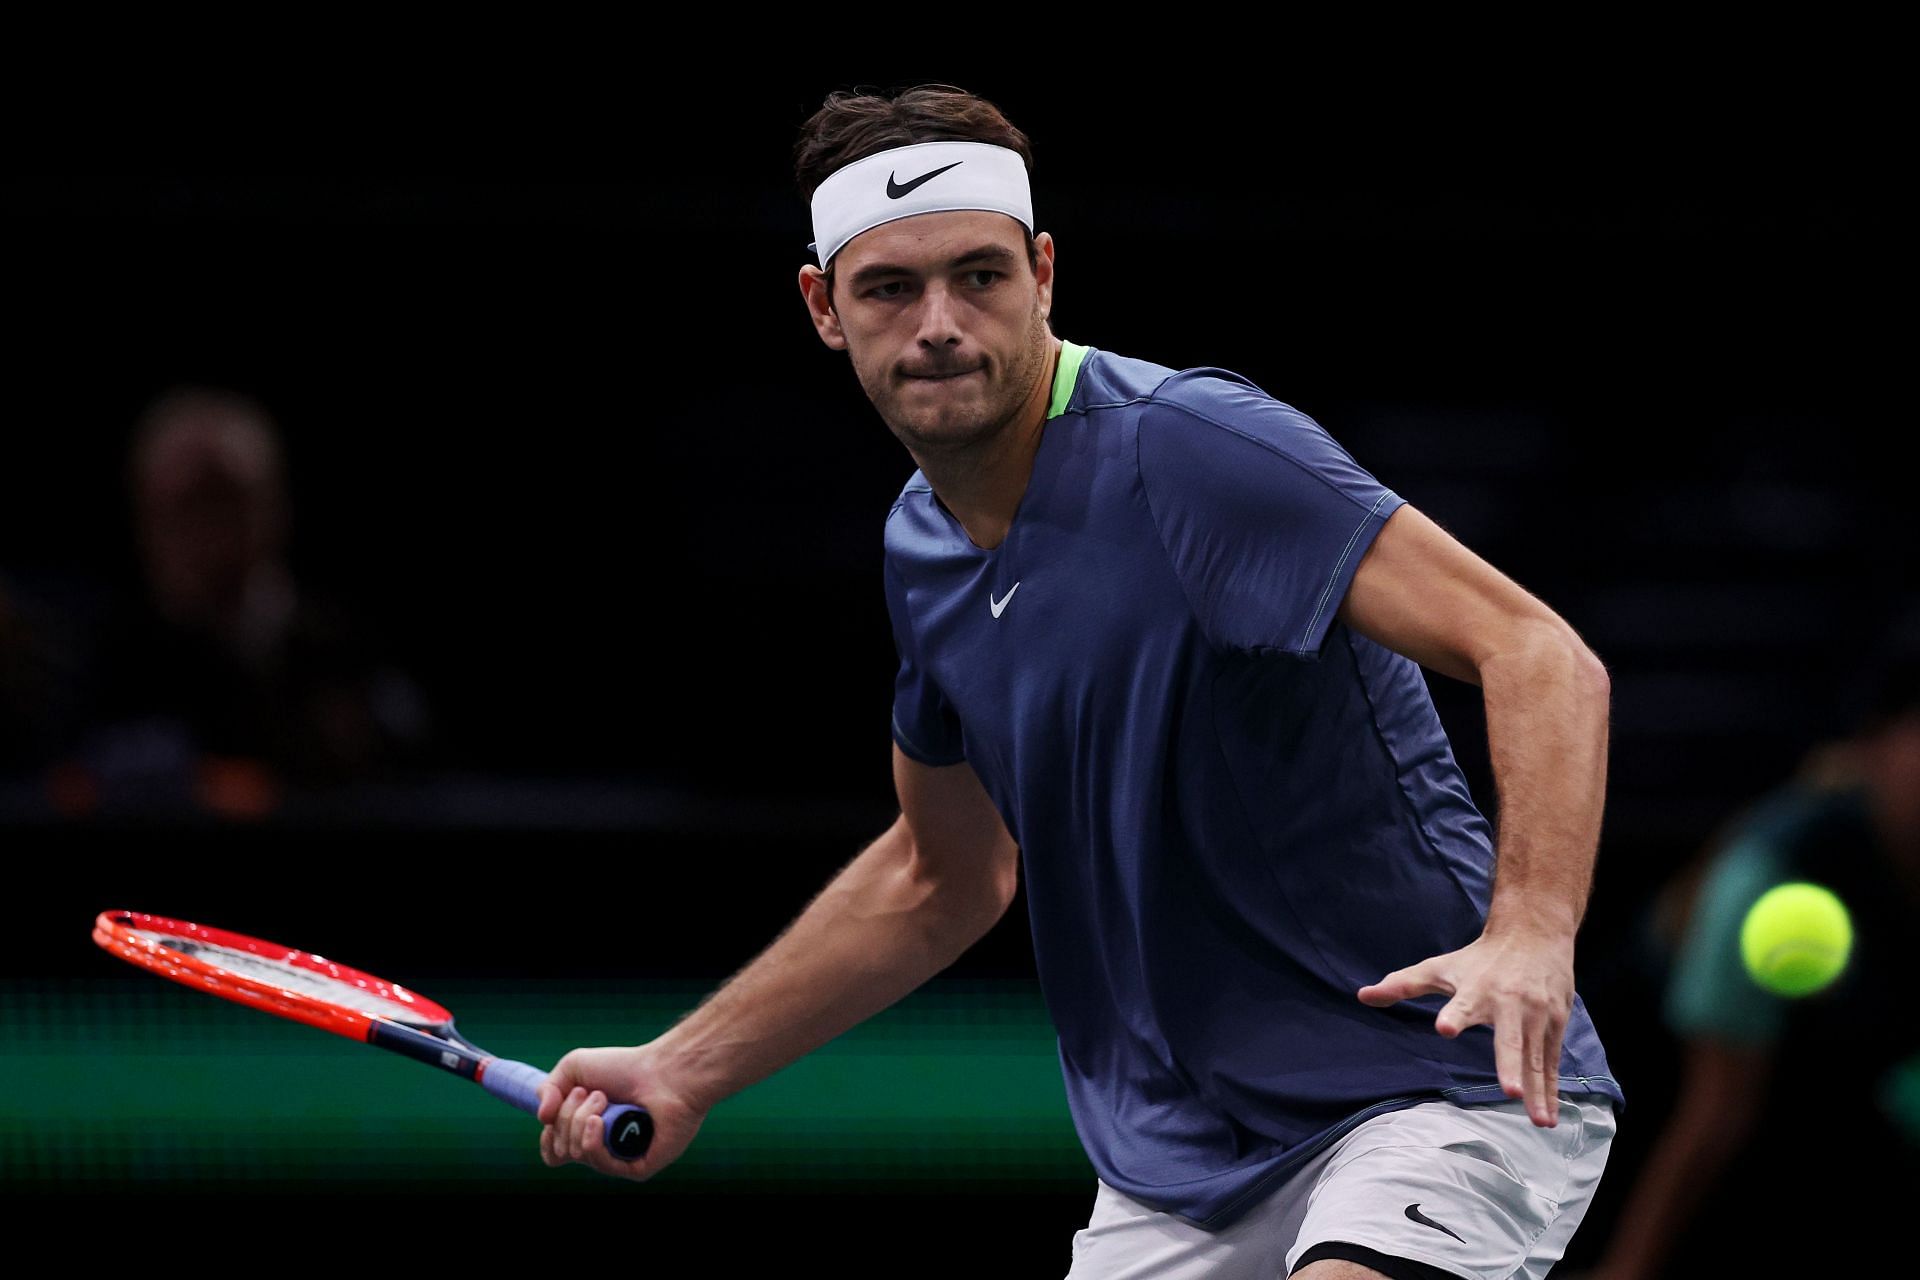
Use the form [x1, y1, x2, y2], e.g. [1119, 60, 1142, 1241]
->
[887, 162, 964, 200]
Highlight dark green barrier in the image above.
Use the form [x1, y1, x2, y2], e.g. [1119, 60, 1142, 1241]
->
[1, 978, 1091, 1191]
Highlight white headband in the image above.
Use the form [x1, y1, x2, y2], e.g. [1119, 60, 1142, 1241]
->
[808, 140, 1033, 268]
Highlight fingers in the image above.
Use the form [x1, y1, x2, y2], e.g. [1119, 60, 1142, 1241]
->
[540, 1085, 581, 1168]
[1357, 957, 1450, 1007]
[534, 1045, 669, 1180]
[576, 1093, 607, 1166]
[1433, 991, 1475, 1038]
[558, 1086, 587, 1159]
[1374, 935, 1575, 1128]
[540, 1085, 593, 1166]
[1524, 1013, 1548, 1125]
[575, 1092, 653, 1181]
[1498, 997, 1564, 1127]
[1493, 1005, 1525, 1097]
[1525, 1012, 1567, 1128]
[538, 1054, 579, 1125]
[540, 1085, 636, 1175]
[1447, 990, 1570, 1127]
[573, 1089, 608, 1162]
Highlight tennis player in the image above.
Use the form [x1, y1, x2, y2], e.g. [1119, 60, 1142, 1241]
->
[539, 84, 1625, 1279]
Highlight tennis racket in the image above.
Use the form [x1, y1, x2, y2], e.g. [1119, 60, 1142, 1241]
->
[92, 908, 654, 1160]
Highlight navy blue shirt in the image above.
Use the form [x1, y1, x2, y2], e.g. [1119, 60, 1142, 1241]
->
[882, 340, 1624, 1229]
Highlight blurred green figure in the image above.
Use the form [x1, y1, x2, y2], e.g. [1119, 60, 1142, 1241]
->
[1576, 613, 1920, 1277]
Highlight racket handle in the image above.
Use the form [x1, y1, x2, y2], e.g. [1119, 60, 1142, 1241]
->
[600, 1104, 654, 1160]
[479, 1057, 654, 1161]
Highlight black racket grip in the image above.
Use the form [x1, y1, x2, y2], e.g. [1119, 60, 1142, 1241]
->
[601, 1103, 655, 1159]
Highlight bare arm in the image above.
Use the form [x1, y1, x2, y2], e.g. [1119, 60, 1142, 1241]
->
[1347, 503, 1612, 1126]
[537, 743, 1020, 1177]
[654, 744, 1020, 1110]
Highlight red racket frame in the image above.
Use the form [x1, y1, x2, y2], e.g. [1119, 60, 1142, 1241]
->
[91, 908, 654, 1160]
[93, 908, 454, 1039]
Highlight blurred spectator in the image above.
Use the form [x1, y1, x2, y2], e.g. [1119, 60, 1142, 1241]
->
[1572, 610, 1920, 1276]
[56, 386, 428, 816]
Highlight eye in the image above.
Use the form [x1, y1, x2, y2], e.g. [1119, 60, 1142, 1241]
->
[966, 270, 1001, 287]
[865, 281, 907, 300]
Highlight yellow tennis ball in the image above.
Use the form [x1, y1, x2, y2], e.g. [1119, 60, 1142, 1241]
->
[1740, 882, 1852, 997]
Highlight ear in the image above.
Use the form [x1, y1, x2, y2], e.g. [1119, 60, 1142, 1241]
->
[798, 264, 847, 351]
[1032, 231, 1056, 322]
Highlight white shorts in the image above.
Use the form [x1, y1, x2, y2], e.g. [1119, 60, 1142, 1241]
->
[1064, 1094, 1617, 1279]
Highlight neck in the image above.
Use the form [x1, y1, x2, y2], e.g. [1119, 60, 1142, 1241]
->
[910, 335, 1062, 552]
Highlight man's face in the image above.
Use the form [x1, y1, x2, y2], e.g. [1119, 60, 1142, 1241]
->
[800, 210, 1055, 455]
[134, 418, 285, 621]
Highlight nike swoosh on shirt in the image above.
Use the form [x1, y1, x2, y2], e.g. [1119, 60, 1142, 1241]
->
[989, 582, 1021, 618]
[1404, 1204, 1465, 1242]
[887, 162, 963, 199]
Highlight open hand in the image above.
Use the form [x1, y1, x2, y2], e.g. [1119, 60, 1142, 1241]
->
[1357, 928, 1576, 1127]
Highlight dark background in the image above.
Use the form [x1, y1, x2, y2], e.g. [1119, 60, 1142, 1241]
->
[3, 64, 1908, 1270]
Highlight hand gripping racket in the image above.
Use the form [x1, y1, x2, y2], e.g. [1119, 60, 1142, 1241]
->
[92, 909, 654, 1160]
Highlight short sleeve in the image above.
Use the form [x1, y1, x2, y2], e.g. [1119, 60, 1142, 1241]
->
[882, 551, 966, 766]
[1663, 833, 1790, 1044]
[1138, 373, 1406, 658]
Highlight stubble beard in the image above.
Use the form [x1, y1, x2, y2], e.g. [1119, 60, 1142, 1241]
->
[868, 306, 1050, 460]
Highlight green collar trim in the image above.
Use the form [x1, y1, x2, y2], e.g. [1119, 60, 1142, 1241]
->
[1046, 339, 1089, 420]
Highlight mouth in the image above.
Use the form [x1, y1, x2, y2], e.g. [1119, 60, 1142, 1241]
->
[905, 368, 982, 383]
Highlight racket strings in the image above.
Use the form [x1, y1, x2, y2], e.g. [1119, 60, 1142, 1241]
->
[126, 929, 439, 1026]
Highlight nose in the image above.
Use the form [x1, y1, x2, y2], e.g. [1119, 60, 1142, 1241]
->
[913, 279, 965, 351]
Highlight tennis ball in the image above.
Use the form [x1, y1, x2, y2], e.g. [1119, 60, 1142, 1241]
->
[1740, 882, 1852, 997]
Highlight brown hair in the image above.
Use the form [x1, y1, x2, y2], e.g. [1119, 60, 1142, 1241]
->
[794, 83, 1037, 302]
